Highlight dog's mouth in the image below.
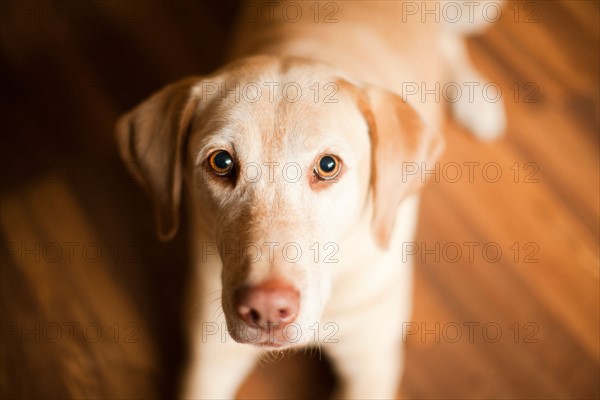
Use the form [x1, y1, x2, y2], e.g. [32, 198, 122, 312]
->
[227, 320, 308, 349]
[254, 340, 287, 348]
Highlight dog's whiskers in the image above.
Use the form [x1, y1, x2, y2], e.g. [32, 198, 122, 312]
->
[209, 295, 222, 306]
[213, 308, 225, 322]
[210, 299, 224, 320]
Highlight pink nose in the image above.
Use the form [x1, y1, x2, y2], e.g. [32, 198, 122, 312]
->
[235, 280, 299, 328]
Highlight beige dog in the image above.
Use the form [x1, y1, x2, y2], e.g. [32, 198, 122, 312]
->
[116, 1, 505, 398]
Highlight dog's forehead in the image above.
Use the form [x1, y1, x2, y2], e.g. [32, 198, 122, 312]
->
[196, 66, 366, 163]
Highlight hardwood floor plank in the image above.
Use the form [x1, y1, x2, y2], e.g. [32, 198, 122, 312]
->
[1, 178, 159, 399]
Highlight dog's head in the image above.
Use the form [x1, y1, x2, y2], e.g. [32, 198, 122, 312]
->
[116, 56, 442, 348]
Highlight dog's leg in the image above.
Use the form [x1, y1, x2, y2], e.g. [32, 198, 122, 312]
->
[181, 332, 259, 399]
[331, 346, 403, 399]
[323, 279, 410, 400]
[180, 257, 260, 399]
[325, 310, 405, 398]
[440, 2, 506, 140]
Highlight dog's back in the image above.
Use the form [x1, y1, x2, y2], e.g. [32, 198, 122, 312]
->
[229, 1, 445, 125]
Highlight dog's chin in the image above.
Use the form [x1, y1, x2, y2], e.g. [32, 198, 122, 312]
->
[226, 320, 310, 350]
[234, 336, 309, 350]
[248, 339, 295, 350]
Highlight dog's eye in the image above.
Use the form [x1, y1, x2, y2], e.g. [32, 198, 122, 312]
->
[208, 150, 234, 176]
[314, 155, 341, 180]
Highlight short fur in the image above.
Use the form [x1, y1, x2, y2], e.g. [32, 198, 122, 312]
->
[116, 1, 505, 398]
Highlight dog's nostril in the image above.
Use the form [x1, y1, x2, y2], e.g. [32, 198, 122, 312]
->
[237, 305, 261, 326]
[249, 309, 260, 324]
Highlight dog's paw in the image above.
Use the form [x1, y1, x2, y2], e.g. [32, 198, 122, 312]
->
[449, 75, 507, 141]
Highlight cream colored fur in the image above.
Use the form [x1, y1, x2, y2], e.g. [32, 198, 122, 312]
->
[115, 1, 506, 399]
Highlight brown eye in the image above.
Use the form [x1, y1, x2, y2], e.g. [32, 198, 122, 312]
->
[314, 155, 341, 180]
[208, 150, 234, 176]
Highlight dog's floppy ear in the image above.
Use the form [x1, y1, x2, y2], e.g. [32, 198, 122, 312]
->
[356, 86, 444, 249]
[115, 77, 202, 241]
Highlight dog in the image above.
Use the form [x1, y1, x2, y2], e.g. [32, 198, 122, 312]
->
[116, 1, 505, 398]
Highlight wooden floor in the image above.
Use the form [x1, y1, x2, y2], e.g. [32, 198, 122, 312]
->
[1, 1, 598, 399]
